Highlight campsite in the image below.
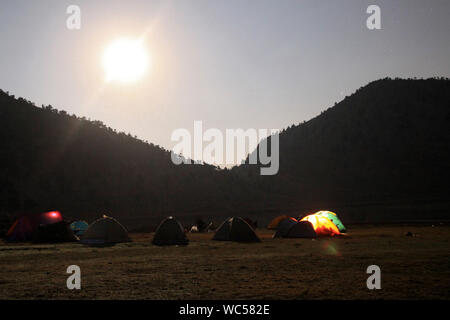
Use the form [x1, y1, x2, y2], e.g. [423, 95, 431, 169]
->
[1, 1, 450, 305]
[0, 212, 449, 300]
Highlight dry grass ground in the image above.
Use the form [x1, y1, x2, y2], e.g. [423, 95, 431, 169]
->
[0, 224, 449, 300]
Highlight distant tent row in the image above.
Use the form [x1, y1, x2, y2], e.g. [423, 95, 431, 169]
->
[85, 215, 258, 244]
[153, 216, 261, 244]
[3, 210, 345, 245]
[3, 213, 262, 245]
[269, 211, 346, 238]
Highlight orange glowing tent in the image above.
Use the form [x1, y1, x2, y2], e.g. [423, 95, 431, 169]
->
[300, 214, 341, 236]
[315, 211, 346, 233]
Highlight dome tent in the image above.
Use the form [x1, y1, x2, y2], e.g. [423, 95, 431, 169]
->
[273, 218, 297, 237]
[315, 211, 346, 233]
[152, 216, 188, 246]
[300, 214, 341, 236]
[80, 216, 130, 245]
[273, 219, 316, 238]
[267, 215, 295, 230]
[213, 217, 261, 243]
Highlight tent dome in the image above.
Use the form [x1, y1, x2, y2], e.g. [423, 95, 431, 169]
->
[267, 215, 295, 230]
[80, 216, 130, 245]
[274, 219, 317, 238]
[314, 211, 346, 233]
[300, 214, 341, 236]
[152, 216, 188, 246]
[213, 217, 261, 243]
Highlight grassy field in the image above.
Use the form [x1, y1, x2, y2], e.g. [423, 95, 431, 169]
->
[0, 224, 449, 300]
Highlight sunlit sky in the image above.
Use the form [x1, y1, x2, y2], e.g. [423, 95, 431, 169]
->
[1, 0, 449, 164]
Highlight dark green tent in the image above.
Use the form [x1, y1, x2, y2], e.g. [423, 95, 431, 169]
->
[213, 217, 261, 243]
[152, 216, 188, 246]
[80, 216, 130, 245]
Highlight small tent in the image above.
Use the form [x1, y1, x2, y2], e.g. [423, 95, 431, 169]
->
[5, 211, 76, 242]
[273, 218, 297, 237]
[70, 220, 89, 236]
[152, 216, 188, 246]
[267, 215, 295, 230]
[80, 216, 130, 245]
[273, 219, 317, 238]
[300, 214, 341, 236]
[314, 211, 346, 233]
[213, 217, 261, 243]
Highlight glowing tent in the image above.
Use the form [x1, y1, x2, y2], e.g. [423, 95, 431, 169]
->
[315, 211, 346, 233]
[300, 214, 341, 236]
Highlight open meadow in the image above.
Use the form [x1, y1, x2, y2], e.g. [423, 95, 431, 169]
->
[0, 224, 449, 300]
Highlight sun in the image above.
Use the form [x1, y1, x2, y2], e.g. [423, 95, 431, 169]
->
[102, 38, 150, 84]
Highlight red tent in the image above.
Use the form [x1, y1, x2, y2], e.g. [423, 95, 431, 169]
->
[5, 211, 63, 242]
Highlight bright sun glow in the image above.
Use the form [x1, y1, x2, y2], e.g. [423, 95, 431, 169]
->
[102, 38, 149, 83]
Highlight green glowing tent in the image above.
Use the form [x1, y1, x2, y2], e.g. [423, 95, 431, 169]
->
[315, 211, 346, 233]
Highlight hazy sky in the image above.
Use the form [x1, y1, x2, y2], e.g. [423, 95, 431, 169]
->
[1, 0, 449, 163]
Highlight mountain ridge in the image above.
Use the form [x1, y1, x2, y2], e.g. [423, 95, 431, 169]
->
[236, 77, 450, 221]
[1, 77, 449, 229]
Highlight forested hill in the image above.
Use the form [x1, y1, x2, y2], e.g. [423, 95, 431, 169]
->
[0, 90, 266, 228]
[235, 78, 450, 222]
[1, 78, 449, 228]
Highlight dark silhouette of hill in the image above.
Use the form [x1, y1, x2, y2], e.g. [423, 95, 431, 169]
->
[234, 78, 450, 222]
[1, 78, 449, 229]
[0, 90, 267, 230]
